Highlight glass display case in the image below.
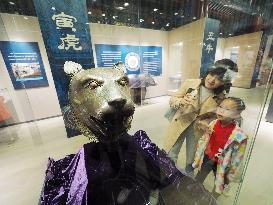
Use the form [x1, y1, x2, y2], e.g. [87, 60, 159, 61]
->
[0, 0, 272, 204]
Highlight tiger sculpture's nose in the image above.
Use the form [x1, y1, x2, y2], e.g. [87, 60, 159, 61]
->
[108, 97, 127, 108]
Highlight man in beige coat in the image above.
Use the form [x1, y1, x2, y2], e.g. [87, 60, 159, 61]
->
[163, 60, 238, 173]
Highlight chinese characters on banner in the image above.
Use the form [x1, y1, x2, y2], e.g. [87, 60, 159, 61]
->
[205, 32, 215, 54]
[200, 18, 220, 77]
[33, 0, 94, 137]
[52, 12, 82, 51]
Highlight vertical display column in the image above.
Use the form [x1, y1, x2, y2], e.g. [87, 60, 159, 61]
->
[200, 18, 220, 77]
[33, 0, 95, 137]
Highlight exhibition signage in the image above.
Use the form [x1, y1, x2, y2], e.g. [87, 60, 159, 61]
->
[200, 18, 220, 77]
[0, 41, 48, 89]
[33, 0, 95, 137]
[95, 44, 162, 76]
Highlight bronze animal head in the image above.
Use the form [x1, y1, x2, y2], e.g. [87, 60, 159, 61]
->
[65, 61, 135, 142]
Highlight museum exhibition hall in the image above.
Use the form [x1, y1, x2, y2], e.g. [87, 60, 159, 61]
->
[0, 0, 273, 204]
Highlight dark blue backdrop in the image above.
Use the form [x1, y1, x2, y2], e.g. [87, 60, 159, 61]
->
[33, 0, 95, 137]
[200, 18, 220, 77]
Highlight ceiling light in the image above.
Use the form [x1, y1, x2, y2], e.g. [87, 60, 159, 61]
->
[113, 16, 116, 19]
[9, 2, 15, 5]
[117, 6, 124, 10]
[102, 13, 106, 16]
[220, 32, 223, 35]
[160, 12, 163, 15]
[229, 33, 232, 36]
[166, 23, 170, 27]
[124, 2, 129, 7]
[152, 21, 155, 24]
[224, 4, 228, 7]
[174, 13, 178, 16]
[51, 7, 56, 10]
[88, 11, 92, 15]
[153, 8, 158, 12]
[128, 18, 130, 21]
[86, 22, 89, 24]
[247, 45, 251, 48]
[193, 16, 197, 19]
[140, 19, 144, 22]
[181, 15, 184, 18]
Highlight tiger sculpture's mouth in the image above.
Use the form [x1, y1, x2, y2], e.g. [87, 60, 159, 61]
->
[89, 104, 135, 141]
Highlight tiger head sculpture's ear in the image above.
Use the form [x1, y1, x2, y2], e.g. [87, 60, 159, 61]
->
[113, 61, 127, 74]
[64, 61, 83, 77]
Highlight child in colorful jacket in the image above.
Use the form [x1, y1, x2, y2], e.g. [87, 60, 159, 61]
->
[192, 97, 248, 196]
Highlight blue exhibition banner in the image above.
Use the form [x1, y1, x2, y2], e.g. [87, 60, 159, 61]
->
[33, 0, 94, 137]
[200, 18, 220, 77]
[0, 41, 48, 89]
[95, 44, 162, 76]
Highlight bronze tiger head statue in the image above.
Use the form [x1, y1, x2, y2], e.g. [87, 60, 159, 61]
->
[65, 61, 135, 142]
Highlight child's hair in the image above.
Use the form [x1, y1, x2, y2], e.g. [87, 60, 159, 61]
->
[226, 97, 246, 112]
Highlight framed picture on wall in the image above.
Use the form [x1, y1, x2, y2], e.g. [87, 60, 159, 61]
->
[95, 44, 162, 76]
[0, 41, 49, 89]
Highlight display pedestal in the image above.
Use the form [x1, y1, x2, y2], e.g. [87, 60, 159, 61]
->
[130, 87, 147, 105]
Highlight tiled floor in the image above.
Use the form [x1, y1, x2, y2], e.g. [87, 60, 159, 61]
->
[0, 86, 272, 205]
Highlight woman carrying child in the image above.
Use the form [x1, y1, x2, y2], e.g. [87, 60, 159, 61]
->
[163, 59, 238, 174]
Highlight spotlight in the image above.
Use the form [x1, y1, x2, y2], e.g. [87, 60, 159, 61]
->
[9, 2, 15, 5]
[166, 23, 170, 27]
[102, 13, 106, 16]
[174, 13, 178, 16]
[153, 8, 158, 12]
[124, 2, 129, 7]
[88, 11, 92, 15]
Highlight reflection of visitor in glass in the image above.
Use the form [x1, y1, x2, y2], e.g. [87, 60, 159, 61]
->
[163, 59, 238, 175]
[259, 54, 273, 86]
[193, 97, 248, 198]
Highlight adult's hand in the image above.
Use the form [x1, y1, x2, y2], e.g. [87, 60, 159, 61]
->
[180, 93, 195, 106]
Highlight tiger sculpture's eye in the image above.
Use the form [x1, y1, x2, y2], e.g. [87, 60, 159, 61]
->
[83, 80, 101, 89]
